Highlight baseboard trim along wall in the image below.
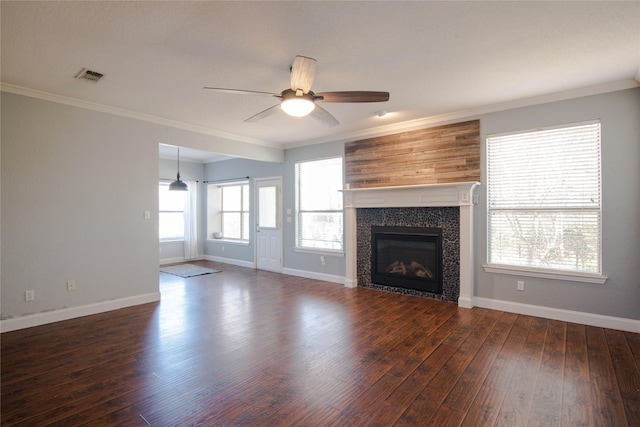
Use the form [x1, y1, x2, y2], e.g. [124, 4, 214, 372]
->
[203, 255, 254, 269]
[474, 297, 640, 334]
[0, 292, 161, 333]
[3, 264, 637, 334]
[283, 267, 639, 333]
[160, 257, 186, 265]
[282, 268, 344, 285]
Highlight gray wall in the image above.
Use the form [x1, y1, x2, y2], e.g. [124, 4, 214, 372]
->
[474, 88, 640, 320]
[1, 93, 160, 319]
[1, 91, 284, 322]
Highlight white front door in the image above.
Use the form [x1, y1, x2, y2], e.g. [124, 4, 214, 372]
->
[255, 177, 282, 272]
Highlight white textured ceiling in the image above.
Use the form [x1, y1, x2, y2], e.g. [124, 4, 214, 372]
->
[2, 1, 639, 160]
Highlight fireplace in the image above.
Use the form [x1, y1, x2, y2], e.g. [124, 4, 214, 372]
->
[371, 226, 442, 294]
[341, 182, 480, 307]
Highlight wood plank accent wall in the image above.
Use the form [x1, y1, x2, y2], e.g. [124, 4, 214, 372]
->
[344, 120, 480, 188]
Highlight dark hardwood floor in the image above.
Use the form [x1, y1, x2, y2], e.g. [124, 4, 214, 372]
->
[2, 261, 639, 426]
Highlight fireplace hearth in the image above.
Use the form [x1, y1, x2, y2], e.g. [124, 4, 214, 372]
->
[371, 226, 443, 294]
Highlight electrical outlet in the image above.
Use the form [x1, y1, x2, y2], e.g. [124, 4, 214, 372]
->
[67, 280, 76, 291]
[321, 255, 326, 265]
[25, 290, 35, 301]
[517, 280, 525, 291]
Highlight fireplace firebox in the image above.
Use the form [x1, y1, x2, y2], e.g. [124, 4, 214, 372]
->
[371, 226, 443, 294]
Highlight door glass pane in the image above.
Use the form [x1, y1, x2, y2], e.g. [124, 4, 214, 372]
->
[259, 186, 277, 228]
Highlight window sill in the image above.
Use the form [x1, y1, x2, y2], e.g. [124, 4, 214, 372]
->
[294, 247, 344, 257]
[482, 264, 607, 284]
[160, 239, 184, 244]
[206, 239, 249, 246]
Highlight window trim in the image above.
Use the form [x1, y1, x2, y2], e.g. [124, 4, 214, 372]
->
[294, 156, 344, 254]
[482, 263, 607, 284]
[485, 120, 607, 284]
[206, 180, 250, 244]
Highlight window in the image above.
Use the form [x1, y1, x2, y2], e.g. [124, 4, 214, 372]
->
[295, 157, 344, 252]
[159, 182, 186, 240]
[487, 121, 602, 276]
[207, 182, 250, 242]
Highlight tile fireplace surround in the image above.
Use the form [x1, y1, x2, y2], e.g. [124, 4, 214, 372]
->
[342, 182, 480, 308]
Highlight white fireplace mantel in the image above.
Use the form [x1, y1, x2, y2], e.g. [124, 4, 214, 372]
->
[341, 182, 480, 308]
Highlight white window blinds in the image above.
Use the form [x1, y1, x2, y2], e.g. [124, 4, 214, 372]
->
[487, 121, 602, 274]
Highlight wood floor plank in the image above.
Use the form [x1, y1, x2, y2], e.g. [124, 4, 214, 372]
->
[586, 326, 629, 427]
[1, 261, 636, 426]
[604, 329, 640, 426]
[561, 322, 594, 427]
[528, 319, 566, 427]
[494, 317, 548, 427]
[459, 314, 533, 427]
[625, 331, 640, 368]
[394, 308, 499, 425]
[440, 311, 518, 413]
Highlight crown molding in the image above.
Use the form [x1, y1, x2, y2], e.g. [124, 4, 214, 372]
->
[3, 79, 637, 152]
[0, 82, 284, 150]
[285, 78, 640, 149]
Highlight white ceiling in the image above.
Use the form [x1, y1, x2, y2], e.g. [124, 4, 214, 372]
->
[2, 1, 639, 162]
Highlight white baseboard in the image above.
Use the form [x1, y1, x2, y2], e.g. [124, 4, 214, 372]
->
[0, 292, 161, 333]
[344, 278, 357, 289]
[458, 297, 473, 309]
[474, 297, 640, 333]
[159, 257, 185, 265]
[203, 255, 255, 269]
[282, 268, 345, 285]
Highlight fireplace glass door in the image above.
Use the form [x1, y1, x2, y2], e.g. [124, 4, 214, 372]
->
[371, 226, 443, 294]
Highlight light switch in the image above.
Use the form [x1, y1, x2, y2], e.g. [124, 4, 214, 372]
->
[144, 210, 151, 220]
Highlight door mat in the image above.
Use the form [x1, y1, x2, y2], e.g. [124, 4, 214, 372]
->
[160, 264, 221, 278]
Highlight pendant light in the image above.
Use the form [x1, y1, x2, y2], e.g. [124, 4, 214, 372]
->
[169, 147, 188, 191]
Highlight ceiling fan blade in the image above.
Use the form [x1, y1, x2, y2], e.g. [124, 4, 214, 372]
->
[244, 104, 281, 123]
[315, 91, 390, 103]
[309, 104, 339, 127]
[203, 87, 279, 97]
[290, 55, 316, 94]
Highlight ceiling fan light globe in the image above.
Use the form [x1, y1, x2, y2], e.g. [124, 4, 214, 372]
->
[281, 98, 315, 117]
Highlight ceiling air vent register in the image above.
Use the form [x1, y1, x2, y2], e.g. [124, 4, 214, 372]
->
[74, 68, 104, 82]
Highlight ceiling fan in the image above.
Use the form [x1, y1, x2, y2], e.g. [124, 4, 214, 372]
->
[204, 55, 389, 126]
